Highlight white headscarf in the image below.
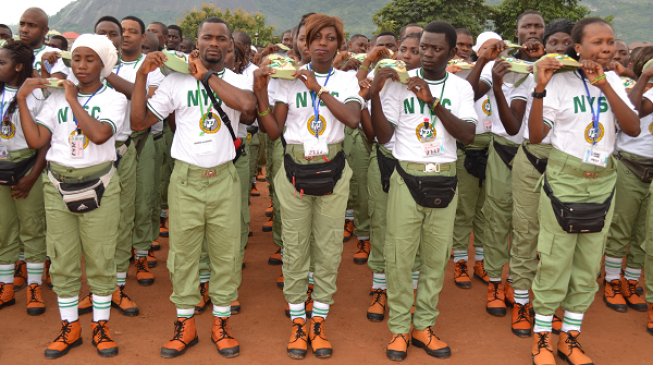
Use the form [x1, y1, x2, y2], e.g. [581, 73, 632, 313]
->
[71, 34, 118, 78]
[473, 31, 503, 54]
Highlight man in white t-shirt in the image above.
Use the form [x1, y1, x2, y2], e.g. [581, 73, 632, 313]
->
[371, 21, 476, 361]
[18, 8, 58, 75]
[130, 17, 256, 359]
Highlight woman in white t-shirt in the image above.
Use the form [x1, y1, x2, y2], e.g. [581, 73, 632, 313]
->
[253, 13, 362, 360]
[0, 40, 48, 315]
[17, 34, 127, 360]
[528, 18, 640, 365]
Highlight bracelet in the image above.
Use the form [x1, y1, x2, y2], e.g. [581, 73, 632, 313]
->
[429, 97, 440, 112]
[591, 74, 606, 85]
[360, 64, 369, 72]
[257, 107, 271, 117]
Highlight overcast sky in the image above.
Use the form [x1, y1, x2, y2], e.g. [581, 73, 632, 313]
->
[1, 1, 76, 26]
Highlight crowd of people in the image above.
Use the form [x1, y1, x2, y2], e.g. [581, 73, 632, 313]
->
[0, 6, 652, 364]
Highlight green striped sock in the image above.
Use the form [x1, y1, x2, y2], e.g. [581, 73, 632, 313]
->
[514, 290, 529, 305]
[0, 264, 13, 283]
[453, 250, 468, 263]
[177, 308, 194, 318]
[212, 305, 231, 318]
[308, 271, 314, 285]
[561, 311, 583, 332]
[200, 271, 211, 284]
[372, 273, 386, 290]
[533, 314, 553, 333]
[116, 272, 127, 287]
[624, 267, 641, 282]
[412, 271, 420, 290]
[475, 248, 484, 261]
[58, 296, 79, 322]
[288, 303, 306, 321]
[604, 256, 622, 282]
[93, 294, 112, 321]
[136, 250, 148, 259]
[18, 252, 24, 261]
[26, 263, 44, 285]
[312, 301, 329, 319]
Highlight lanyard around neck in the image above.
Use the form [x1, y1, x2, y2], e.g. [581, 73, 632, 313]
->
[308, 64, 332, 139]
[116, 53, 143, 76]
[74, 85, 103, 133]
[579, 70, 603, 145]
[424, 69, 447, 129]
[0, 89, 6, 122]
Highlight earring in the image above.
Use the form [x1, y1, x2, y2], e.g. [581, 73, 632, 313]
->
[576, 52, 579, 56]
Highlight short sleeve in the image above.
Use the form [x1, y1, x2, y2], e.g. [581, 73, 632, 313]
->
[380, 81, 402, 126]
[51, 58, 70, 78]
[456, 81, 479, 124]
[607, 72, 635, 111]
[100, 93, 128, 134]
[342, 74, 364, 109]
[147, 68, 165, 88]
[267, 79, 279, 105]
[511, 74, 533, 102]
[480, 62, 494, 88]
[147, 75, 176, 121]
[273, 79, 291, 105]
[541, 76, 562, 129]
[644, 86, 653, 104]
[34, 92, 59, 134]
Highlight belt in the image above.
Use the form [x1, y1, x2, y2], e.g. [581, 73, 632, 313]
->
[153, 132, 164, 141]
[183, 161, 232, 178]
[47, 163, 113, 184]
[549, 160, 613, 179]
[115, 137, 132, 149]
[522, 144, 547, 175]
[406, 162, 452, 173]
[247, 126, 259, 134]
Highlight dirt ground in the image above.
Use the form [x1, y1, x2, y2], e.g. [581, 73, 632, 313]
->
[2, 179, 653, 365]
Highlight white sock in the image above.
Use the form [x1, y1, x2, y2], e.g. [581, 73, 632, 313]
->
[358, 235, 370, 241]
[560, 311, 583, 333]
[0, 264, 14, 283]
[514, 290, 529, 305]
[200, 271, 210, 283]
[453, 250, 468, 263]
[116, 272, 127, 287]
[623, 267, 641, 282]
[280, 248, 284, 261]
[289, 302, 306, 321]
[508, 275, 513, 282]
[58, 296, 79, 322]
[489, 277, 502, 283]
[93, 294, 112, 322]
[475, 247, 484, 262]
[372, 273, 386, 290]
[345, 209, 354, 220]
[604, 256, 622, 282]
[212, 304, 231, 318]
[176, 308, 194, 319]
[135, 250, 148, 259]
[412, 271, 419, 290]
[160, 209, 167, 218]
[312, 301, 329, 319]
[533, 314, 553, 333]
[18, 252, 24, 261]
[308, 271, 314, 286]
[26, 262, 44, 285]
[251, 177, 256, 184]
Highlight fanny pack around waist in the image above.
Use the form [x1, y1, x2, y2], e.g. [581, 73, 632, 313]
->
[618, 153, 653, 183]
[284, 150, 346, 197]
[395, 162, 457, 209]
[0, 154, 37, 186]
[522, 144, 548, 175]
[543, 176, 614, 234]
[376, 147, 397, 193]
[114, 138, 132, 168]
[493, 140, 519, 170]
[464, 148, 488, 185]
[47, 165, 114, 214]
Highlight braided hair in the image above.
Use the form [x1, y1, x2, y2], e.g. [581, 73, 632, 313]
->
[0, 40, 34, 116]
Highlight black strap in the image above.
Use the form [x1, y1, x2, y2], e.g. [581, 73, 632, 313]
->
[493, 140, 519, 170]
[522, 144, 548, 175]
[201, 80, 237, 143]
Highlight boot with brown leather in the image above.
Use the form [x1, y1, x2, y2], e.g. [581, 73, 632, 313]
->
[160, 317, 198, 358]
[367, 288, 387, 322]
[306, 285, 314, 317]
[111, 286, 139, 316]
[354, 239, 371, 265]
[453, 260, 472, 289]
[557, 330, 593, 365]
[91, 320, 119, 357]
[211, 316, 240, 357]
[603, 279, 627, 312]
[231, 300, 241, 315]
[44, 320, 83, 359]
[386, 333, 409, 361]
[13, 260, 27, 291]
[78, 293, 93, 315]
[135, 257, 154, 286]
[195, 282, 211, 314]
[531, 331, 555, 365]
[287, 317, 308, 359]
[268, 248, 282, 265]
[26, 283, 45, 315]
[486, 281, 507, 316]
[0, 282, 15, 309]
[619, 277, 648, 311]
[504, 280, 515, 307]
[473, 260, 490, 283]
[552, 314, 563, 334]
[511, 302, 531, 338]
[309, 316, 333, 358]
[277, 273, 285, 289]
[647, 304, 653, 336]
[410, 327, 451, 358]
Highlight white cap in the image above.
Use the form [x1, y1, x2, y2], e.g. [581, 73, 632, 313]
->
[251, 45, 258, 53]
[473, 31, 502, 54]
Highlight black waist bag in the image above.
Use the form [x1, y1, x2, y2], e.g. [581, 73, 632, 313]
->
[0, 154, 37, 186]
[376, 147, 397, 193]
[543, 176, 614, 234]
[493, 140, 519, 170]
[522, 144, 548, 175]
[619, 153, 653, 183]
[57, 179, 106, 213]
[464, 148, 488, 184]
[284, 150, 346, 196]
[395, 163, 457, 208]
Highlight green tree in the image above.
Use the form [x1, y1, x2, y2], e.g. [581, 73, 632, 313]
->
[178, 4, 277, 45]
[491, 0, 591, 41]
[372, 0, 493, 36]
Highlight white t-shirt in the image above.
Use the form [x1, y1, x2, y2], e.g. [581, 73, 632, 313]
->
[1, 87, 45, 152]
[33, 44, 60, 75]
[237, 62, 257, 138]
[273, 65, 363, 145]
[615, 87, 653, 158]
[475, 95, 493, 135]
[51, 58, 78, 83]
[542, 71, 635, 160]
[147, 69, 252, 168]
[480, 61, 525, 144]
[35, 85, 128, 168]
[381, 69, 478, 164]
[511, 74, 551, 144]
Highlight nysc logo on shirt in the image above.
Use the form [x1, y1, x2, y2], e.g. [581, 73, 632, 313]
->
[1, 103, 15, 139]
[415, 119, 436, 143]
[57, 106, 102, 123]
[482, 99, 491, 116]
[403, 97, 452, 114]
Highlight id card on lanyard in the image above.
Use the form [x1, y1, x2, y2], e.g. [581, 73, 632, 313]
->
[304, 65, 331, 158]
[195, 79, 220, 155]
[0, 90, 10, 159]
[71, 86, 102, 159]
[579, 70, 608, 167]
[422, 78, 446, 158]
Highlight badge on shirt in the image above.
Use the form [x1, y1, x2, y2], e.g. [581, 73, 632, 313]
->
[415, 119, 437, 143]
[0, 145, 8, 160]
[583, 145, 609, 167]
[69, 130, 89, 159]
[194, 138, 215, 156]
[200, 112, 221, 134]
[1, 121, 15, 140]
[307, 115, 326, 136]
[482, 99, 492, 131]
[423, 140, 444, 157]
[584, 122, 604, 144]
[303, 139, 328, 158]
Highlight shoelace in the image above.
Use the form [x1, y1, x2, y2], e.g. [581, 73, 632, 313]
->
[626, 281, 639, 296]
[391, 334, 409, 346]
[292, 321, 307, 341]
[356, 241, 369, 254]
[514, 304, 529, 324]
[54, 321, 74, 344]
[490, 282, 501, 301]
[609, 281, 622, 297]
[214, 318, 234, 341]
[135, 258, 148, 272]
[344, 221, 353, 234]
[171, 320, 190, 344]
[536, 333, 550, 352]
[199, 283, 209, 299]
[455, 261, 469, 277]
[312, 320, 325, 338]
[117, 286, 132, 303]
[369, 289, 386, 307]
[14, 262, 26, 279]
[27, 285, 42, 304]
[93, 321, 113, 345]
[564, 332, 585, 353]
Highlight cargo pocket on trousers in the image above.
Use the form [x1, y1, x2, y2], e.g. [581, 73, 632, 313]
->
[534, 231, 555, 287]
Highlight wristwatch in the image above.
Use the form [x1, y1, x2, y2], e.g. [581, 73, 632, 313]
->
[202, 70, 218, 84]
[317, 86, 330, 99]
[532, 90, 547, 99]
[428, 97, 440, 112]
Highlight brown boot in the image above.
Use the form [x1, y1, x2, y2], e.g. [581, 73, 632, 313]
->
[265, 201, 273, 217]
[147, 248, 157, 268]
[305, 285, 314, 317]
[257, 168, 266, 182]
[277, 273, 284, 289]
[262, 217, 273, 232]
[386, 333, 409, 361]
[354, 239, 371, 265]
[13, 260, 27, 291]
[26, 283, 46, 316]
[211, 316, 240, 357]
[410, 327, 451, 358]
[44, 320, 83, 359]
[343, 219, 354, 242]
[309, 316, 332, 358]
[511, 302, 531, 338]
[44, 259, 53, 289]
[135, 256, 154, 286]
[620, 277, 647, 311]
[78, 293, 93, 315]
[195, 282, 211, 314]
[231, 300, 241, 315]
[112, 286, 139, 316]
[531, 331, 555, 365]
[367, 288, 387, 322]
[557, 330, 593, 365]
[411, 289, 416, 318]
[453, 260, 472, 289]
[287, 318, 308, 359]
[505, 280, 515, 307]
[268, 248, 282, 265]
[647, 304, 653, 336]
[152, 239, 161, 251]
[251, 183, 260, 197]
[486, 281, 507, 316]
[160, 317, 199, 358]
[0, 282, 16, 309]
[603, 279, 627, 312]
[473, 260, 490, 283]
[552, 314, 562, 334]
[159, 216, 169, 238]
[91, 320, 119, 357]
